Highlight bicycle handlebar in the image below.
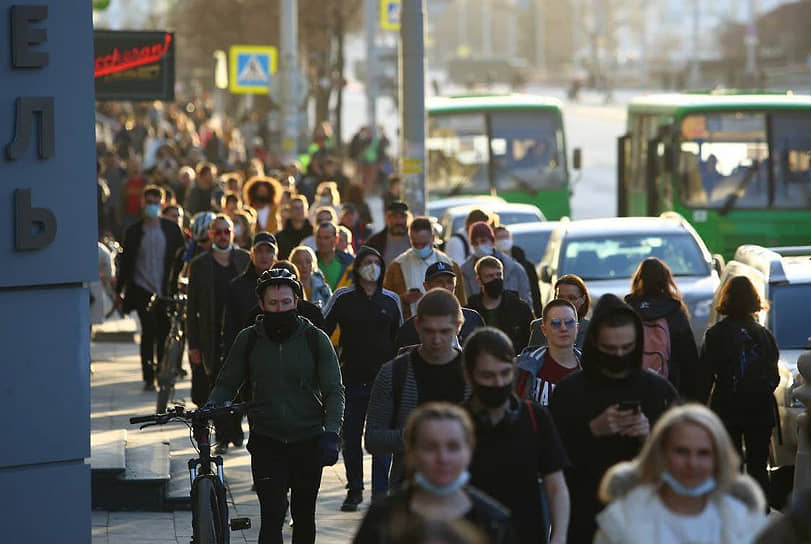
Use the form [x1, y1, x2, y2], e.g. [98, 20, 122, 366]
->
[129, 400, 265, 426]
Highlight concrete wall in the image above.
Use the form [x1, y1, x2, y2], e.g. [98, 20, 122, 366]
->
[0, 1, 95, 541]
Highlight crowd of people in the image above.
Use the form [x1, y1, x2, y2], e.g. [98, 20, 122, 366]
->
[101, 102, 805, 544]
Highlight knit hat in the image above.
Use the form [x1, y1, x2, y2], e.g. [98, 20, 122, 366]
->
[468, 221, 495, 244]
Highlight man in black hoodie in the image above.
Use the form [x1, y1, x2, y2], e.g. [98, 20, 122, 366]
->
[323, 245, 402, 511]
[274, 195, 313, 259]
[549, 293, 678, 544]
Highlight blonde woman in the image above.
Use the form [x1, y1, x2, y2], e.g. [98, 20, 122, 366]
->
[595, 404, 767, 544]
[289, 245, 332, 309]
[353, 402, 514, 544]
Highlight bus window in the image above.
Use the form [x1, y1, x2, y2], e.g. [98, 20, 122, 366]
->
[770, 113, 811, 209]
[427, 113, 490, 194]
[489, 110, 565, 192]
[678, 113, 769, 209]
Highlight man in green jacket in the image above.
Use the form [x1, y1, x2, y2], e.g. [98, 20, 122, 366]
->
[208, 268, 344, 544]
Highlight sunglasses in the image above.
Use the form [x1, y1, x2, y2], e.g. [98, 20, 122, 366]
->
[548, 317, 577, 331]
[212, 228, 231, 235]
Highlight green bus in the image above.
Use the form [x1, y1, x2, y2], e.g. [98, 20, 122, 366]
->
[617, 92, 811, 259]
[426, 94, 579, 220]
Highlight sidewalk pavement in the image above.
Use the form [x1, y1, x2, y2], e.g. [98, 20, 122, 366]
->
[90, 333, 370, 544]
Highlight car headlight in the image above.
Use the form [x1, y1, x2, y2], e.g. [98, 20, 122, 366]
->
[692, 298, 713, 319]
[788, 372, 806, 408]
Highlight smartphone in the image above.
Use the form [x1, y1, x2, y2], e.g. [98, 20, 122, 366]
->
[617, 400, 641, 413]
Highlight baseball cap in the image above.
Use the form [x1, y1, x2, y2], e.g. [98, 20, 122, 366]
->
[386, 201, 409, 214]
[424, 261, 456, 282]
[252, 232, 278, 252]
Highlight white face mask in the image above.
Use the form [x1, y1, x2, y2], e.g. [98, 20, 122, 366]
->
[473, 243, 492, 258]
[358, 262, 381, 282]
[495, 239, 513, 253]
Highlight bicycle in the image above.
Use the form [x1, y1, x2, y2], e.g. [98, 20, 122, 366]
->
[151, 292, 187, 413]
[129, 402, 255, 544]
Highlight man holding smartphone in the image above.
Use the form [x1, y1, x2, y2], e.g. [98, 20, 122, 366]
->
[549, 294, 678, 544]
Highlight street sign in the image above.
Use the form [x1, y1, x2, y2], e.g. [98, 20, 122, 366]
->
[380, 0, 401, 31]
[228, 45, 277, 94]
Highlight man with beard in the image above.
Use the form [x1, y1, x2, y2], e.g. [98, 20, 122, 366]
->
[464, 256, 533, 352]
[364, 201, 411, 266]
[549, 294, 678, 543]
[187, 214, 251, 443]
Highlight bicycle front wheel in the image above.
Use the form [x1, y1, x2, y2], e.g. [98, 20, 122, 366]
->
[193, 476, 229, 544]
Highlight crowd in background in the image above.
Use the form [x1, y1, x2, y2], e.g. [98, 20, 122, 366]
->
[97, 99, 807, 544]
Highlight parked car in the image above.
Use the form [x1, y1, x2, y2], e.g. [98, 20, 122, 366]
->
[439, 202, 545, 246]
[506, 221, 559, 266]
[708, 244, 811, 491]
[537, 212, 722, 341]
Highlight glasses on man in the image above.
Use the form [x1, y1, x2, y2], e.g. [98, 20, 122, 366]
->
[213, 228, 231, 236]
[548, 317, 577, 331]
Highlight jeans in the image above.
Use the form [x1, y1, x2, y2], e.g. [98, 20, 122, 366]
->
[342, 384, 391, 497]
[248, 433, 323, 544]
[131, 284, 170, 385]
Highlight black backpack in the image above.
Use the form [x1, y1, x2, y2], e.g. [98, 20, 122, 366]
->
[730, 323, 778, 394]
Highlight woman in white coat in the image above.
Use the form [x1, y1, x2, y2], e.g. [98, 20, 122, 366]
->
[594, 403, 767, 544]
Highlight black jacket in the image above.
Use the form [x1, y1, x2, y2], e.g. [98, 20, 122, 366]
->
[186, 248, 251, 376]
[465, 291, 533, 352]
[353, 485, 515, 544]
[511, 245, 542, 317]
[274, 218, 313, 260]
[624, 294, 699, 396]
[364, 227, 389, 256]
[549, 294, 678, 544]
[395, 307, 485, 350]
[323, 245, 402, 386]
[699, 316, 780, 426]
[223, 265, 262, 360]
[116, 217, 186, 312]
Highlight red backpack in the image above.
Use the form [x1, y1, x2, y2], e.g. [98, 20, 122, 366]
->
[641, 317, 671, 378]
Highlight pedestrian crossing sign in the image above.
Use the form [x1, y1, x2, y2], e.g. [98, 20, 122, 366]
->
[229, 45, 278, 94]
[380, 0, 401, 31]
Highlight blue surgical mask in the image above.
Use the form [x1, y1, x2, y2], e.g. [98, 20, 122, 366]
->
[414, 245, 433, 259]
[414, 470, 470, 496]
[144, 203, 161, 218]
[661, 471, 716, 497]
[473, 243, 492, 258]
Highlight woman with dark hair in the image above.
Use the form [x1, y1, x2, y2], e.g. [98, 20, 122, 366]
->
[624, 257, 699, 396]
[528, 274, 591, 349]
[354, 402, 515, 544]
[698, 276, 779, 500]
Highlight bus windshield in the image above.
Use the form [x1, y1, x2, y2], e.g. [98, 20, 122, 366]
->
[427, 109, 564, 195]
[678, 112, 811, 209]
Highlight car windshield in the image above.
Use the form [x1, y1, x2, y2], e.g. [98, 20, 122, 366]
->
[427, 109, 564, 195]
[560, 233, 708, 280]
[678, 111, 811, 209]
[512, 230, 553, 264]
[770, 284, 811, 349]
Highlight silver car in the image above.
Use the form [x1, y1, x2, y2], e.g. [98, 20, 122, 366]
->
[538, 212, 722, 342]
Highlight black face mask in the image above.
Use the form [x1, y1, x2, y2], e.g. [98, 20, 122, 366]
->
[254, 194, 270, 205]
[483, 278, 504, 299]
[475, 383, 512, 408]
[263, 310, 298, 341]
[596, 351, 636, 373]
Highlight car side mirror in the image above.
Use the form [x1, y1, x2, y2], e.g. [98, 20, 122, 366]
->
[539, 264, 552, 283]
[711, 254, 725, 276]
[572, 148, 582, 171]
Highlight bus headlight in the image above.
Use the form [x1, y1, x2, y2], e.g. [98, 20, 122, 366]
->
[693, 298, 713, 319]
